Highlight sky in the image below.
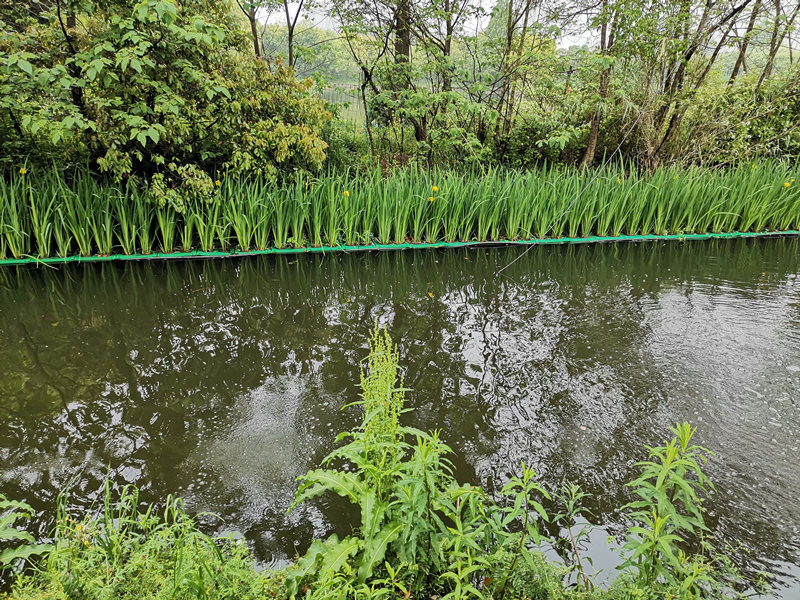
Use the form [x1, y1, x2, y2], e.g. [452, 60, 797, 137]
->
[259, 0, 594, 49]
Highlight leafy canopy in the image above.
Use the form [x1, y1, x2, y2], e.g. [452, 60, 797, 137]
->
[0, 0, 331, 210]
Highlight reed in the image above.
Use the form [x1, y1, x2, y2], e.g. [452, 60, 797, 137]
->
[1, 162, 798, 260]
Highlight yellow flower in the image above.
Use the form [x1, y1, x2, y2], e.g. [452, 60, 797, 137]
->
[343, 190, 350, 197]
[786, 182, 792, 188]
[19, 167, 27, 175]
[215, 180, 221, 187]
[616, 177, 622, 184]
[428, 196, 434, 202]
[432, 186, 439, 192]
[76, 524, 82, 531]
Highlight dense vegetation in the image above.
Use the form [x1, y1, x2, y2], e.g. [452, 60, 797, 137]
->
[0, 163, 797, 261]
[2, 0, 800, 261]
[199, 0, 800, 170]
[3, 0, 800, 180]
[1, 327, 762, 599]
[1, 1, 796, 595]
[0, 0, 331, 202]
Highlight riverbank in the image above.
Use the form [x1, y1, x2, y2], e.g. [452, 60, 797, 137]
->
[1, 162, 798, 264]
[0, 329, 765, 600]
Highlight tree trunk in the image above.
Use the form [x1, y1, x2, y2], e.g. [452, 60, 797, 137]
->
[755, 2, 800, 93]
[503, 0, 532, 137]
[287, 23, 294, 66]
[283, 0, 305, 67]
[250, 11, 261, 58]
[394, 0, 411, 90]
[580, 68, 610, 168]
[443, 15, 453, 92]
[580, 0, 613, 168]
[729, 0, 762, 83]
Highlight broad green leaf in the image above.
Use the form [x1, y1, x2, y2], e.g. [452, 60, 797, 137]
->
[320, 536, 360, 575]
[0, 543, 51, 568]
[357, 522, 403, 582]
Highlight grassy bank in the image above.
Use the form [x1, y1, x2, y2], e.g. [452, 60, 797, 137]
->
[1, 327, 764, 600]
[1, 163, 799, 262]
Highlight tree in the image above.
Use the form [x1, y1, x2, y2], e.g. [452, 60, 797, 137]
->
[0, 0, 331, 209]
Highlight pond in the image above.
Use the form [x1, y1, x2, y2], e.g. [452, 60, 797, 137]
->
[1, 239, 799, 597]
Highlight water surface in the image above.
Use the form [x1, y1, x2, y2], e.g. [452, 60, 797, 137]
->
[1, 239, 799, 596]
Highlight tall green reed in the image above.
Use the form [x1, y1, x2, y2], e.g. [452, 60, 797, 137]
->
[1, 162, 798, 260]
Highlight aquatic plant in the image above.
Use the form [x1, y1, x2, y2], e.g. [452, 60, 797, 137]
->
[1, 162, 799, 261]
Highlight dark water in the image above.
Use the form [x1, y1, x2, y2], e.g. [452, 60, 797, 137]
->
[1, 239, 799, 596]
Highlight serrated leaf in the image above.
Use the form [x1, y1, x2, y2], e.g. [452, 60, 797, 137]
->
[320, 536, 360, 575]
[283, 539, 327, 597]
[0, 529, 35, 544]
[357, 522, 403, 582]
[291, 469, 365, 509]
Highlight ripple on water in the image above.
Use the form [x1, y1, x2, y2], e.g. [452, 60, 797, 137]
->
[0, 239, 798, 595]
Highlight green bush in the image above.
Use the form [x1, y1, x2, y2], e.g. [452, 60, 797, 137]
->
[502, 117, 585, 168]
[0, 0, 331, 211]
[320, 119, 373, 173]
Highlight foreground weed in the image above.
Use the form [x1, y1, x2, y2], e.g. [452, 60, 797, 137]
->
[0, 494, 51, 571]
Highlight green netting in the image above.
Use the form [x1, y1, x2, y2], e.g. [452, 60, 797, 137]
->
[1, 230, 798, 266]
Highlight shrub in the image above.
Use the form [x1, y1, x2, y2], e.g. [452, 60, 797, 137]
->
[0, 0, 331, 211]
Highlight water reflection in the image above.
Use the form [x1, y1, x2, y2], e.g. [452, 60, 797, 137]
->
[1, 239, 798, 595]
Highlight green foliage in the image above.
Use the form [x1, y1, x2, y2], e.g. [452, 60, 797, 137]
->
[553, 483, 594, 591]
[679, 71, 800, 164]
[0, 495, 51, 572]
[0, 327, 764, 600]
[281, 326, 756, 600]
[260, 23, 359, 84]
[617, 423, 727, 597]
[286, 324, 555, 600]
[1, 162, 799, 260]
[0, 0, 331, 210]
[320, 120, 374, 172]
[6, 481, 273, 600]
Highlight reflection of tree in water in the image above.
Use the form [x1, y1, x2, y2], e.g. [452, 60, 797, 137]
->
[0, 238, 798, 583]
